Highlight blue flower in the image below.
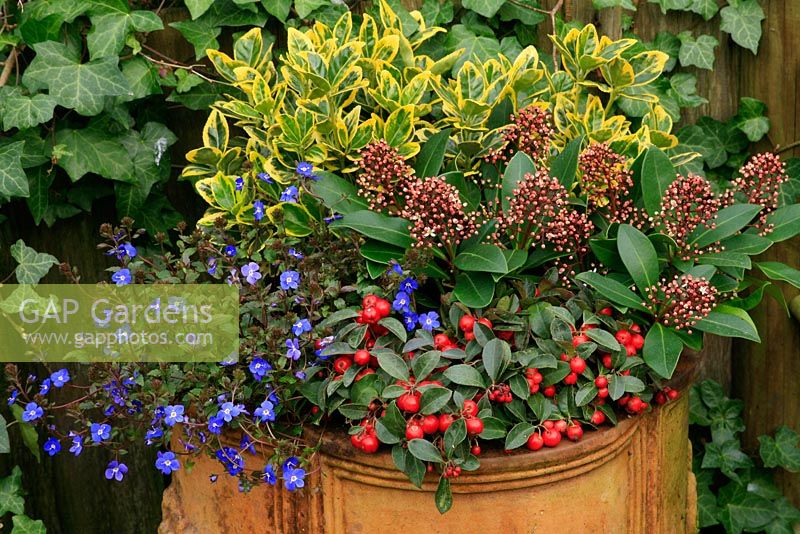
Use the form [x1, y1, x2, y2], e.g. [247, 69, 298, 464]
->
[235, 176, 244, 191]
[249, 358, 271, 380]
[44, 437, 60, 456]
[257, 172, 273, 184]
[399, 277, 418, 294]
[283, 467, 306, 491]
[111, 268, 131, 286]
[294, 371, 306, 380]
[292, 318, 312, 336]
[418, 311, 440, 331]
[254, 399, 276, 422]
[22, 402, 43, 422]
[50, 369, 70, 388]
[285, 338, 301, 360]
[263, 464, 277, 485]
[215, 447, 244, 475]
[122, 243, 137, 258]
[224, 245, 237, 257]
[39, 378, 51, 395]
[280, 186, 298, 203]
[403, 312, 419, 332]
[226, 268, 239, 286]
[207, 416, 224, 434]
[164, 405, 185, 427]
[145, 427, 163, 445]
[207, 257, 218, 275]
[392, 291, 411, 312]
[241, 262, 262, 285]
[155, 451, 181, 475]
[390, 263, 403, 275]
[288, 248, 304, 260]
[7, 390, 17, 406]
[105, 461, 128, 482]
[296, 161, 314, 178]
[69, 433, 83, 456]
[217, 402, 246, 422]
[280, 270, 300, 290]
[253, 200, 265, 221]
[90, 422, 111, 442]
[283, 456, 300, 471]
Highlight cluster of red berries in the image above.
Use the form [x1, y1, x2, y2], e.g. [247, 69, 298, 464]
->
[328, 295, 395, 381]
[356, 294, 392, 325]
[458, 313, 494, 342]
[526, 419, 584, 450]
[350, 420, 380, 453]
[486, 384, 512, 403]
[654, 387, 681, 406]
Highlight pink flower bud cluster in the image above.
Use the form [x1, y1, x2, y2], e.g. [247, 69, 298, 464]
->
[401, 176, 479, 249]
[578, 142, 641, 225]
[644, 274, 717, 332]
[725, 152, 787, 235]
[356, 140, 413, 212]
[495, 170, 565, 246]
[545, 210, 594, 255]
[485, 105, 554, 165]
[655, 175, 722, 260]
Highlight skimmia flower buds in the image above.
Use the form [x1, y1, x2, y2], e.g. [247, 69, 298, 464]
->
[401, 176, 479, 250]
[578, 142, 641, 225]
[356, 140, 413, 213]
[485, 105, 554, 165]
[655, 174, 722, 260]
[496, 170, 566, 248]
[645, 274, 717, 331]
[725, 152, 787, 234]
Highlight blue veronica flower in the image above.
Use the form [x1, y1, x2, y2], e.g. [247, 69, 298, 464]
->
[403, 312, 419, 332]
[7, 390, 17, 406]
[240, 435, 256, 455]
[155, 451, 181, 475]
[254, 399, 276, 422]
[399, 277, 418, 294]
[280, 270, 300, 291]
[145, 427, 163, 445]
[249, 357, 271, 380]
[90, 423, 111, 442]
[280, 186, 298, 203]
[217, 402, 247, 422]
[257, 172, 273, 184]
[44, 437, 60, 456]
[288, 248, 304, 260]
[224, 245, 237, 257]
[282, 456, 300, 471]
[295, 161, 314, 178]
[241, 262, 262, 285]
[253, 200, 265, 222]
[418, 311, 440, 331]
[207, 257, 218, 275]
[50, 368, 70, 388]
[226, 268, 239, 286]
[122, 243, 137, 258]
[285, 338, 301, 360]
[207, 415, 224, 435]
[235, 176, 244, 191]
[392, 291, 411, 312]
[292, 318, 312, 336]
[215, 447, 244, 475]
[69, 433, 83, 456]
[105, 461, 128, 482]
[294, 371, 306, 380]
[263, 464, 277, 485]
[390, 263, 403, 275]
[164, 405, 185, 427]
[22, 402, 43, 422]
[39, 378, 51, 395]
[104, 405, 115, 417]
[111, 268, 131, 286]
[283, 467, 306, 491]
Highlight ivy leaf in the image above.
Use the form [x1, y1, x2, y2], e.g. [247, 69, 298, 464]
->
[1, 93, 57, 131]
[677, 32, 718, 70]
[718, 481, 776, 533]
[24, 0, 87, 23]
[720, 0, 765, 54]
[26, 167, 54, 225]
[689, 0, 719, 20]
[23, 41, 131, 116]
[733, 97, 770, 142]
[445, 25, 501, 74]
[702, 439, 754, 481]
[55, 126, 134, 183]
[463, 0, 506, 18]
[170, 1, 267, 59]
[0, 141, 28, 198]
[421, 0, 455, 25]
[185, 0, 215, 19]
[593, 0, 637, 9]
[759, 426, 800, 472]
[262, 0, 292, 22]
[87, 7, 163, 59]
[0, 467, 25, 516]
[649, 0, 692, 13]
[10, 239, 58, 284]
[118, 57, 162, 102]
[295, 0, 328, 18]
[11, 515, 47, 534]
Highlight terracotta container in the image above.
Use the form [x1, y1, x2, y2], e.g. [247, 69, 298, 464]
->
[159, 394, 696, 534]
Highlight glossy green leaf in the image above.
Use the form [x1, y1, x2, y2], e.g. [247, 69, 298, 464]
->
[453, 271, 495, 308]
[330, 210, 413, 248]
[757, 262, 800, 290]
[551, 136, 583, 188]
[720, 0, 765, 54]
[642, 323, 683, 379]
[694, 305, 760, 342]
[407, 438, 443, 463]
[454, 243, 508, 273]
[617, 224, 660, 292]
[640, 146, 676, 216]
[414, 129, 450, 179]
[575, 272, 648, 312]
[501, 151, 535, 211]
[690, 204, 762, 248]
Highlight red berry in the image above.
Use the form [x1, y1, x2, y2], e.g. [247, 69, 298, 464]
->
[527, 378, 540, 395]
[496, 330, 514, 341]
[542, 428, 562, 447]
[361, 435, 379, 454]
[471, 444, 481, 456]
[464, 331, 475, 342]
[434, 334, 450, 348]
[569, 357, 586, 374]
[590, 411, 606, 425]
[459, 314, 476, 332]
[667, 389, 680, 400]
[563, 372, 578, 385]
[476, 317, 493, 330]
[526, 432, 544, 451]
[599, 307, 613, 316]
[630, 324, 641, 333]
[602, 355, 613, 369]
[655, 392, 667, 405]
[465, 417, 484, 436]
[351, 433, 365, 449]
[566, 423, 583, 441]
[333, 356, 352, 374]
[631, 334, 645, 350]
[375, 299, 391, 318]
[311, 406, 319, 414]
[542, 420, 555, 430]
[362, 306, 380, 323]
[462, 399, 478, 417]
[354, 349, 370, 366]
[572, 334, 590, 347]
[595, 376, 608, 388]
[554, 420, 568, 434]
[543, 385, 556, 397]
[362, 295, 378, 308]
[405, 423, 424, 441]
[355, 368, 375, 381]
[597, 387, 609, 399]
[438, 414, 454, 433]
[615, 330, 632, 345]
[399, 392, 420, 413]
[421, 415, 439, 434]
[625, 345, 637, 357]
